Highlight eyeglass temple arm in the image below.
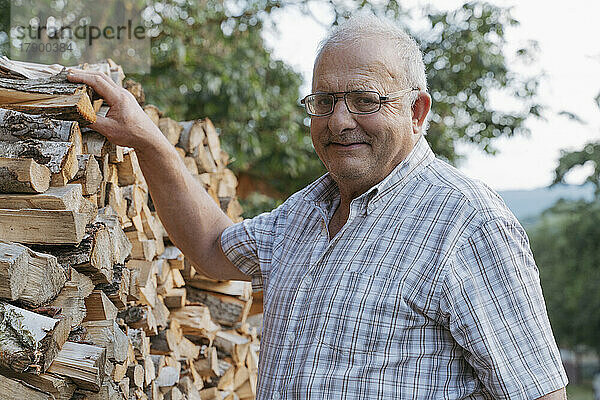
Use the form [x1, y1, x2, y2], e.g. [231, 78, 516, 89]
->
[380, 87, 420, 101]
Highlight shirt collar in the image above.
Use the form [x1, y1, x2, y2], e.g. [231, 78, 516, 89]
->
[303, 135, 435, 214]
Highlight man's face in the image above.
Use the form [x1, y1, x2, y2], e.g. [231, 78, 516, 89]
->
[310, 40, 418, 190]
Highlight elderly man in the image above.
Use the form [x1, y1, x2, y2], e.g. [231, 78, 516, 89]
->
[69, 14, 568, 400]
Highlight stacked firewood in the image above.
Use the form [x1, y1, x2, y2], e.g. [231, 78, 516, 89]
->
[0, 57, 261, 400]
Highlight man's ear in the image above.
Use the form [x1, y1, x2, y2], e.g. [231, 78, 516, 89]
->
[411, 91, 431, 134]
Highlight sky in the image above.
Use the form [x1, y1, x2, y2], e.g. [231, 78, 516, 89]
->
[262, 0, 600, 191]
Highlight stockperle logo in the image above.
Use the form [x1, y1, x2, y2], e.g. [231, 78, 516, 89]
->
[9, 0, 151, 74]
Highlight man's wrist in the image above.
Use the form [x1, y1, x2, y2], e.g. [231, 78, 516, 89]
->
[134, 129, 173, 162]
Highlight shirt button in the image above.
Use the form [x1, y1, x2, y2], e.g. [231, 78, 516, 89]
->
[273, 391, 281, 400]
[287, 332, 295, 343]
[303, 275, 313, 287]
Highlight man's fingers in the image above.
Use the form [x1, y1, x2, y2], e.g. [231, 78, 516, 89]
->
[67, 69, 121, 106]
[88, 115, 122, 139]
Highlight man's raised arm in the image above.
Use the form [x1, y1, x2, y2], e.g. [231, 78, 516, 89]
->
[67, 69, 249, 282]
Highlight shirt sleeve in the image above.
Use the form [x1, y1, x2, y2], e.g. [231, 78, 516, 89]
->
[220, 204, 284, 292]
[440, 218, 568, 399]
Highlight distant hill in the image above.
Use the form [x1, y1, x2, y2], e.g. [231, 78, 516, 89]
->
[498, 183, 595, 226]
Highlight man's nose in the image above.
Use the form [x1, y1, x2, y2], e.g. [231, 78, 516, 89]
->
[328, 97, 357, 134]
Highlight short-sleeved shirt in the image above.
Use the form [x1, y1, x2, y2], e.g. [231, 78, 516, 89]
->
[221, 136, 568, 399]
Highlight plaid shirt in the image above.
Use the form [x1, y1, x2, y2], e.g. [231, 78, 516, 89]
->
[221, 137, 568, 399]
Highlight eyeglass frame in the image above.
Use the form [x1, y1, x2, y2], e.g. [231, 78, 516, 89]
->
[300, 87, 420, 117]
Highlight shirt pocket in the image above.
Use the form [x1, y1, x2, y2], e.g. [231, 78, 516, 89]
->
[315, 270, 406, 357]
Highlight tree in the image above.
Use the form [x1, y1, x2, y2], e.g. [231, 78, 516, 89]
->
[528, 91, 600, 352]
[552, 92, 600, 196]
[528, 199, 600, 354]
[0, 1, 542, 214]
[129, 0, 541, 203]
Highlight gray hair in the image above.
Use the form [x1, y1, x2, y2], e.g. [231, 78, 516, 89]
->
[315, 12, 428, 108]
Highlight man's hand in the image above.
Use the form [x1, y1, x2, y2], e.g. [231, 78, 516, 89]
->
[67, 69, 165, 152]
[66, 69, 250, 283]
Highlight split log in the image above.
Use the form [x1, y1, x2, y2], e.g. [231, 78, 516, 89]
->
[0, 157, 50, 193]
[202, 119, 222, 167]
[0, 108, 82, 151]
[216, 168, 238, 200]
[0, 241, 66, 307]
[82, 319, 129, 363]
[0, 183, 91, 211]
[83, 290, 118, 322]
[187, 279, 251, 300]
[194, 347, 219, 378]
[124, 79, 145, 106]
[143, 105, 162, 126]
[177, 120, 204, 154]
[95, 263, 128, 310]
[69, 154, 102, 195]
[155, 365, 179, 387]
[127, 328, 150, 360]
[192, 145, 217, 174]
[0, 73, 96, 125]
[178, 376, 202, 400]
[0, 368, 76, 400]
[127, 259, 158, 307]
[169, 305, 219, 340]
[32, 222, 113, 284]
[82, 131, 106, 158]
[213, 331, 250, 367]
[0, 374, 56, 400]
[0, 139, 79, 184]
[49, 269, 94, 327]
[164, 288, 186, 309]
[0, 208, 90, 245]
[122, 184, 145, 218]
[187, 287, 252, 327]
[48, 341, 106, 391]
[153, 295, 171, 330]
[158, 117, 183, 146]
[96, 207, 132, 265]
[160, 246, 184, 270]
[106, 182, 128, 223]
[184, 156, 199, 174]
[127, 363, 145, 388]
[143, 354, 156, 386]
[0, 301, 70, 373]
[0, 56, 64, 79]
[116, 150, 144, 186]
[118, 305, 158, 337]
[126, 230, 157, 261]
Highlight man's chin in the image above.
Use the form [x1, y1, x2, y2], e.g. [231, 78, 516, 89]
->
[327, 162, 371, 182]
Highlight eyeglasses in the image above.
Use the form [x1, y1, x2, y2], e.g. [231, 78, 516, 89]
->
[300, 87, 419, 117]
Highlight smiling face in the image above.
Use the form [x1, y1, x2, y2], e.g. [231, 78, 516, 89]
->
[310, 39, 420, 195]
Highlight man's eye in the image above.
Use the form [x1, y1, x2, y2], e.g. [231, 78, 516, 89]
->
[355, 96, 377, 104]
[316, 96, 333, 106]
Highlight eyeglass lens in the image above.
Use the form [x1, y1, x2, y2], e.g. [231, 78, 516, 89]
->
[305, 91, 381, 115]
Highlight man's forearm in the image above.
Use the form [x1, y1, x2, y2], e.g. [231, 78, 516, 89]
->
[65, 69, 248, 281]
[135, 133, 233, 278]
[536, 387, 567, 399]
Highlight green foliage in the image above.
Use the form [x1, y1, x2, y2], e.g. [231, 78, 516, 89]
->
[423, 2, 540, 161]
[0, 1, 542, 212]
[239, 192, 283, 219]
[528, 199, 600, 353]
[129, 0, 540, 201]
[553, 142, 600, 196]
[552, 90, 600, 196]
[0, 0, 9, 56]
[129, 1, 321, 196]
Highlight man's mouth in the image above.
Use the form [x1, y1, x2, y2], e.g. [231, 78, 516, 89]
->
[328, 141, 368, 149]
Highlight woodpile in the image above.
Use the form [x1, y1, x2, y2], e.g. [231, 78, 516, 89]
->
[0, 57, 262, 400]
